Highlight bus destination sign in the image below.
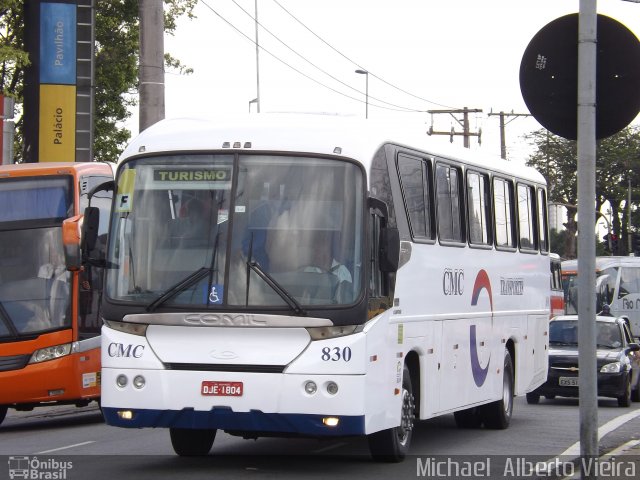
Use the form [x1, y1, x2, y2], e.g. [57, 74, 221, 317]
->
[153, 168, 231, 183]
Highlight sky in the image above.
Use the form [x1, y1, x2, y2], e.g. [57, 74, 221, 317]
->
[128, 0, 640, 165]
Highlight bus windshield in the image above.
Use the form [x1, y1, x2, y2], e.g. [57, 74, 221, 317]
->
[0, 227, 72, 338]
[106, 154, 364, 310]
[563, 267, 618, 315]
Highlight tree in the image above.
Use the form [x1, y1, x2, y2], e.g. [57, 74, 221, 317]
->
[0, 0, 197, 163]
[524, 129, 578, 258]
[525, 125, 640, 258]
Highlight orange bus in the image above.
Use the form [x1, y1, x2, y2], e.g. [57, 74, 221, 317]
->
[0, 162, 113, 426]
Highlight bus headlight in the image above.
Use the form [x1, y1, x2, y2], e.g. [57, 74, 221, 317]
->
[304, 381, 318, 395]
[116, 374, 128, 388]
[133, 375, 146, 389]
[104, 320, 148, 336]
[326, 381, 339, 395]
[29, 343, 72, 364]
[306, 325, 358, 340]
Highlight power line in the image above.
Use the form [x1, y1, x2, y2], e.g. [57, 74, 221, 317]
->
[199, 0, 423, 112]
[227, 0, 423, 112]
[270, 0, 458, 109]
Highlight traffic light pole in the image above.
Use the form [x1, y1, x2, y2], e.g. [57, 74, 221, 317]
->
[576, 1, 598, 476]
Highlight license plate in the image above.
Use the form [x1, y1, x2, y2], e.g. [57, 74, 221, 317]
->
[559, 376, 579, 387]
[201, 381, 243, 396]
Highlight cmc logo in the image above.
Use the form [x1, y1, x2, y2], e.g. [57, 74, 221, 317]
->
[469, 269, 493, 387]
[443, 268, 464, 296]
[107, 343, 145, 358]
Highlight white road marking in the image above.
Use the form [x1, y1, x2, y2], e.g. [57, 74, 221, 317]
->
[35, 441, 96, 454]
[559, 408, 640, 458]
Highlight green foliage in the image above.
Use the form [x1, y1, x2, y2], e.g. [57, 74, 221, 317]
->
[525, 125, 640, 257]
[0, 0, 196, 162]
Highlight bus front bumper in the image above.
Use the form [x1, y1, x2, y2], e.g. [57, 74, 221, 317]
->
[101, 407, 365, 436]
[101, 367, 367, 436]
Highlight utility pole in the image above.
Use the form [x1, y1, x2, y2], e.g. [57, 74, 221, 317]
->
[254, 0, 261, 113]
[487, 110, 531, 159]
[139, 0, 165, 132]
[427, 107, 482, 148]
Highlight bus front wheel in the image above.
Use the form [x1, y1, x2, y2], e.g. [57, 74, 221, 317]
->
[480, 350, 514, 429]
[367, 365, 415, 462]
[170, 427, 216, 456]
[0, 405, 7, 426]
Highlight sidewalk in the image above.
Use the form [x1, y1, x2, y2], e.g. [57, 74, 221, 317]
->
[561, 439, 640, 480]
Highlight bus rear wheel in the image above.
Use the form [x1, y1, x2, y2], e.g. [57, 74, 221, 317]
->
[0, 405, 7, 426]
[480, 350, 514, 429]
[170, 428, 216, 456]
[368, 365, 415, 462]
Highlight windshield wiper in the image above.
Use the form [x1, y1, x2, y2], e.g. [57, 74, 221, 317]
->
[147, 217, 222, 313]
[146, 267, 211, 313]
[246, 260, 307, 316]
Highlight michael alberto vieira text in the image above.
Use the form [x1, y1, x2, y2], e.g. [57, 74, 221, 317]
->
[416, 457, 637, 478]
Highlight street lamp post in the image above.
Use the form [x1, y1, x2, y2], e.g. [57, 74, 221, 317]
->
[355, 69, 368, 119]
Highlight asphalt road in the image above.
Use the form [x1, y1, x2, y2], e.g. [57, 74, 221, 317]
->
[1, 397, 639, 480]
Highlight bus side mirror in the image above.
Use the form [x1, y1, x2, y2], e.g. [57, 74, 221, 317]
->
[62, 215, 83, 271]
[81, 206, 100, 256]
[379, 227, 400, 273]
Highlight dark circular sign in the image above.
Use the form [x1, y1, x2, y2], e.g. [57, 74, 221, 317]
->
[520, 14, 640, 140]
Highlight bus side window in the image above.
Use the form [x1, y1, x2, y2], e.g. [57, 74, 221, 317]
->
[79, 175, 113, 339]
[369, 213, 383, 298]
[367, 212, 395, 318]
[435, 162, 464, 243]
[493, 177, 517, 249]
[466, 170, 492, 246]
[516, 183, 537, 251]
[618, 267, 640, 299]
[537, 187, 549, 253]
[397, 154, 433, 240]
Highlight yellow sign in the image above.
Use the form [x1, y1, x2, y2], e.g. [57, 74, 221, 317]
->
[39, 84, 76, 162]
[116, 169, 136, 213]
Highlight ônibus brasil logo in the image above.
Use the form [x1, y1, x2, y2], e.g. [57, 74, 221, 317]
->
[7, 456, 73, 479]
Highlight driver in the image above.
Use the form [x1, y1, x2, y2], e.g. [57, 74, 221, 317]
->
[305, 241, 352, 284]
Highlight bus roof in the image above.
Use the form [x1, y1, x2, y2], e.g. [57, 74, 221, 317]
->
[562, 256, 640, 273]
[0, 162, 114, 177]
[120, 114, 545, 184]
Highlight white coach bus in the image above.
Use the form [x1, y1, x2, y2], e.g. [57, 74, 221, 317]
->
[563, 256, 640, 339]
[95, 114, 550, 461]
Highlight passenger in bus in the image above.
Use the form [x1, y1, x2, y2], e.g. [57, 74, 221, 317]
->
[303, 231, 352, 284]
[598, 304, 614, 316]
[301, 240, 352, 304]
[37, 248, 70, 328]
[304, 247, 352, 284]
[178, 197, 218, 248]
